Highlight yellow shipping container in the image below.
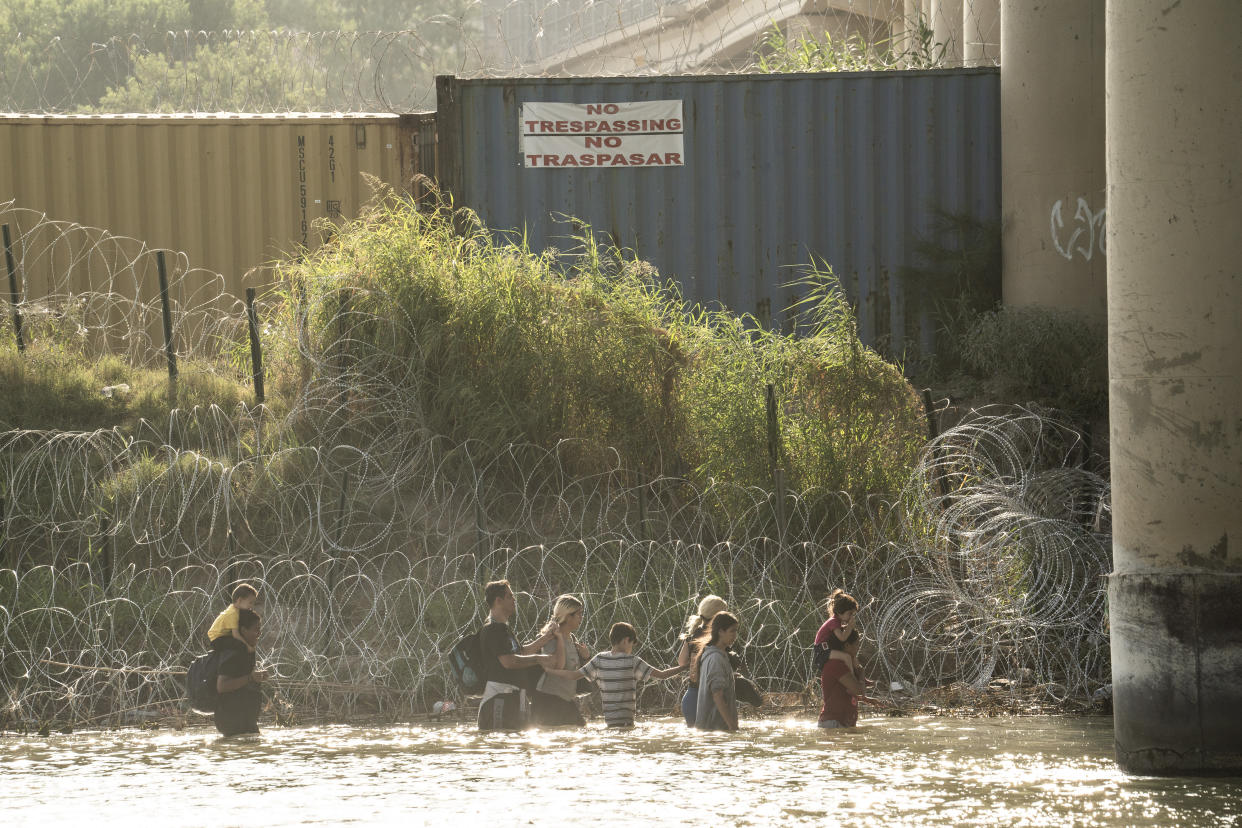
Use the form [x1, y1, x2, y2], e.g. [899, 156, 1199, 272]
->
[0, 113, 430, 300]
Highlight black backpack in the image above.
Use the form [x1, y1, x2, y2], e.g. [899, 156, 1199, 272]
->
[186, 651, 221, 714]
[448, 629, 486, 694]
[811, 641, 833, 674]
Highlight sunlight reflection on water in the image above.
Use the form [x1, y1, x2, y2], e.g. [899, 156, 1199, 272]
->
[2, 716, 1239, 827]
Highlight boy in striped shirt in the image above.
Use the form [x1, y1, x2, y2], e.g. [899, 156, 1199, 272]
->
[545, 621, 686, 728]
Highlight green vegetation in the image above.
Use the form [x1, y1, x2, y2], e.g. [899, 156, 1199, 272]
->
[0, 340, 251, 434]
[0, 190, 927, 713]
[97, 39, 328, 114]
[751, 17, 943, 73]
[960, 306, 1108, 425]
[900, 211, 1003, 378]
[1, 0, 471, 112]
[2, 193, 1114, 722]
[898, 211, 1108, 431]
[745, 18, 1101, 442]
[277, 191, 925, 501]
[1, 188, 925, 551]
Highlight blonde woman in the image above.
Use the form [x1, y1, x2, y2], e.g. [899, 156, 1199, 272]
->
[676, 595, 728, 725]
[531, 594, 590, 727]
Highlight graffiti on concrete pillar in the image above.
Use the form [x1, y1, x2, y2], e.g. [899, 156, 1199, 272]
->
[1050, 197, 1106, 261]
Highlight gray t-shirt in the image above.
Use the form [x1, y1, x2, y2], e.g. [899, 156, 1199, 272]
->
[694, 646, 736, 731]
[536, 636, 582, 701]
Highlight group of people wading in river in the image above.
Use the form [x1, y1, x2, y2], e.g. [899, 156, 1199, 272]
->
[473, 579, 878, 733]
[195, 578, 877, 737]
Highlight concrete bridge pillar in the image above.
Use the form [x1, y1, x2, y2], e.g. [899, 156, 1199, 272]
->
[1106, 0, 1242, 775]
[1000, 0, 1105, 317]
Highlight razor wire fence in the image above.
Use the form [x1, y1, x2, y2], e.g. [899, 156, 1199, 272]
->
[0, 204, 1109, 731]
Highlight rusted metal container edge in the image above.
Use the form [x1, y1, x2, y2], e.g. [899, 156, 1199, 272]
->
[0, 113, 432, 299]
[436, 69, 1000, 355]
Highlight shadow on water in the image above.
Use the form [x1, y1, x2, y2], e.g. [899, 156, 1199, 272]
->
[2, 716, 1240, 826]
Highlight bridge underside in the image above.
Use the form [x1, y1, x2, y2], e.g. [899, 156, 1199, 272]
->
[515, 0, 901, 75]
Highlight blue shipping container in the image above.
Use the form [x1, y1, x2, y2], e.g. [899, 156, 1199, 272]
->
[434, 69, 1000, 354]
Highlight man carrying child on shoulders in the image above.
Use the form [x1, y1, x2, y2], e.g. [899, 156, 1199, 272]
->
[477, 579, 559, 732]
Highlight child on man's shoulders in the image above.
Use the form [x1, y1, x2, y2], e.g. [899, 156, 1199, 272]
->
[207, 583, 259, 651]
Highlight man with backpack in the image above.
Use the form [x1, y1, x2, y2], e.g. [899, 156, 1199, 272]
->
[477, 580, 559, 731]
[213, 608, 268, 736]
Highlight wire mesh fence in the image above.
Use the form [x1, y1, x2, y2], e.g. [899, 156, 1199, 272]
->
[0, 202, 1109, 730]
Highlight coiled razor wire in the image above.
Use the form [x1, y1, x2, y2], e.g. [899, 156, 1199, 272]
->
[0, 206, 1110, 729]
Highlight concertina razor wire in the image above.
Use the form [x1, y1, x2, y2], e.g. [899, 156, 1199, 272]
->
[0, 199, 1108, 729]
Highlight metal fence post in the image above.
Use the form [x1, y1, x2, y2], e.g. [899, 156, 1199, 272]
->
[99, 511, 113, 591]
[474, 488, 486, 555]
[921, 388, 949, 497]
[245, 287, 265, 404]
[766, 383, 788, 538]
[636, 474, 648, 541]
[328, 469, 350, 592]
[2, 224, 25, 353]
[774, 467, 788, 540]
[156, 252, 178, 396]
[337, 289, 352, 373]
[765, 383, 780, 474]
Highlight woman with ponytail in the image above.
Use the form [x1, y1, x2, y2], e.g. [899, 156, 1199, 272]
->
[691, 611, 740, 731]
[676, 595, 728, 725]
[530, 594, 589, 727]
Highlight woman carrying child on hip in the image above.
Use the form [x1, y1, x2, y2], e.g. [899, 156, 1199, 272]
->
[819, 628, 879, 728]
[814, 589, 859, 660]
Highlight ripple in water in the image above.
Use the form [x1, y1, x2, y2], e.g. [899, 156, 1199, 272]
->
[2, 717, 1240, 827]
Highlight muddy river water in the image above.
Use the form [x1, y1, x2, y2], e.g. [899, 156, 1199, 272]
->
[2, 716, 1239, 826]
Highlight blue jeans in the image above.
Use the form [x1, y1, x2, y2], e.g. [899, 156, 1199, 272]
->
[681, 686, 697, 726]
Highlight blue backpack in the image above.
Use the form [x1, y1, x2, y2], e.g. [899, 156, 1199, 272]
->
[448, 629, 486, 694]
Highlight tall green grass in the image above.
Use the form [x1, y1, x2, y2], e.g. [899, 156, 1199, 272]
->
[274, 191, 925, 504]
[2, 188, 924, 544]
[751, 17, 943, 74]
[961, 306, 1108, 425]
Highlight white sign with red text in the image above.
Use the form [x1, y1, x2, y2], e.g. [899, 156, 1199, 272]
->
[520, 100, 684, 169]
